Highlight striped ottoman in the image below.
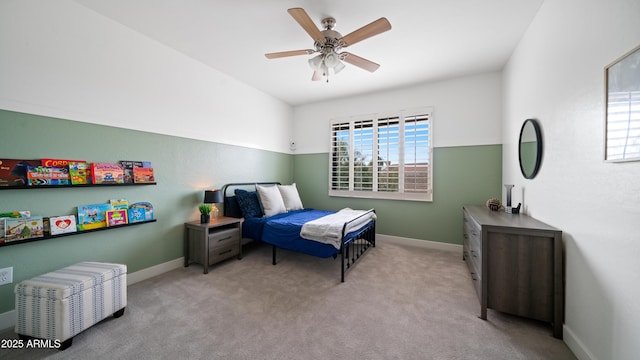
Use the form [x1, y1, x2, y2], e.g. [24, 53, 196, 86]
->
[14, 262, 127, 350]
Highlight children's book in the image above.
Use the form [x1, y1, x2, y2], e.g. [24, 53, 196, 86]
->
[110, 198, 129, 210]
[119, 161, 145, 183]
[106, 209, 128, 227]
[0, 159, 40, 187]
[129, 202, 154, 222]
[68, 161, 90, 185]
[127, 207, 146, 223]
[133, 167, 155, 183]
[46, 215, 78, 235]
[77, 203, 113, 230]
[0, 211, 31, 218]
[27, 166, 70, 186]
[41, 159, 85, 167]
[90, 163, 124, 184]
[4, 217, 44, 242]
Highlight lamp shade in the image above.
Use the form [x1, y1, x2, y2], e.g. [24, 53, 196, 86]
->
[308, 54, 323, 71]
[204, 189, 223, 204]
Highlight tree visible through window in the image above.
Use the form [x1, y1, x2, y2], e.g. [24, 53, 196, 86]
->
[330, 108, 432, 201]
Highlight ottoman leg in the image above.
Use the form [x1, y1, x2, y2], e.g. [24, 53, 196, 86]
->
[59, 338, 73, 351]
[113, 307, 126, 318]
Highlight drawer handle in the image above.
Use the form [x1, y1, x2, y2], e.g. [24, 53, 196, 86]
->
[217, 236, 233, 241]
[218, 249, 233, 255]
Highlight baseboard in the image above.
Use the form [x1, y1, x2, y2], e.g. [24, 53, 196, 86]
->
[0, 257, 184, 331]
[0, 310, 14, 332]
[377, 234, 463, 252]
[563, 324, 596, 360]
[127, 257, 184, 286]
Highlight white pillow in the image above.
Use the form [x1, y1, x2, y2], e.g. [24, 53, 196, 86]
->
[277, 183, 304, 211]
[256, 184, 287, 217]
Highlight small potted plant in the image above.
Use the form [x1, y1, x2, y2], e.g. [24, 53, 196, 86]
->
[199, 204, 212, 223]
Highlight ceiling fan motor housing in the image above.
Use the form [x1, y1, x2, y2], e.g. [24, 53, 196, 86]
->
[316, 29, 343, 54]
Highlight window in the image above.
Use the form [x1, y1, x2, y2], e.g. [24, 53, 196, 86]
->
[329, 108, 433, 201]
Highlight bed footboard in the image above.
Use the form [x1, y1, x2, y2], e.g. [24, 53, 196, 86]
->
[340, 209, 376, 282]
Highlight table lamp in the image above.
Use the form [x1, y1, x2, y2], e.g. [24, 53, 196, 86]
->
[204, 189, 223, 218]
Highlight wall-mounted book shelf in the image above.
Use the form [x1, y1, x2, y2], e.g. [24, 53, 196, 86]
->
[0, 219, 157, 248]
[0, 182, 157, 190]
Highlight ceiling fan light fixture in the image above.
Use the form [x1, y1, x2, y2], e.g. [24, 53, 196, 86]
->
[333, 60, 346, 74]
[324, 52, 339, 68]
[308, 54, 323, 71]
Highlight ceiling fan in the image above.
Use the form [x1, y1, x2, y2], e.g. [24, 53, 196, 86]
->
[265, 8, 392, 82]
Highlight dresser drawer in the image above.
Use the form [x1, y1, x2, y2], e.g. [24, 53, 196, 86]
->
[208, 243, 239, 265]
[209, 228, 239, 248]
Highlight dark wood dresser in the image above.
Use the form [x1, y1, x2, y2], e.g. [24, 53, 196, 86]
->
[462, 205, 563, 338]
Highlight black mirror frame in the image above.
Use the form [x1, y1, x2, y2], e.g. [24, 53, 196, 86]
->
[518, 118, 543, 179]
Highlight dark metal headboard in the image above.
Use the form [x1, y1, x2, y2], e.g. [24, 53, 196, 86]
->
[221, 182, 281, 218]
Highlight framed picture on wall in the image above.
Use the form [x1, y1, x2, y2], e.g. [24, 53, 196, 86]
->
[604, 44, 640, 162]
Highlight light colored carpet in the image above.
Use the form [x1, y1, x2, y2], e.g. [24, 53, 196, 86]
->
[0, 240, 577, 360]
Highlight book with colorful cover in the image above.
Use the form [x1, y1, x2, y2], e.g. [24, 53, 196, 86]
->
[110, 198, 129, 210]
[41, 158, 85, 167]
[46, 215, 78, 235]
[133, 167, 155, 183]
[0, 159, 40, 187]
[90, 163, 124, 184]
[127, 207, 146, 223]
[119, 161, 144, 184]
[77, 203, 113, 230]
[68, 161, 90, 185]
[27, 166, 70, 186]
[106, 209, 128, 226]
[0, 211, 31, 241]
[129, 202, 154, 222]
[0, 211, 31, 218]
[3, 217, 44, 242]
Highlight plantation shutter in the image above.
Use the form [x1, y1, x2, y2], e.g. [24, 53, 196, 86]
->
[377, 116, 400, 192]
[352, 119, 374, 191]
[330, 122, 350, 191]
[403, 113, 431, 194]
[329, 107, 433, 201]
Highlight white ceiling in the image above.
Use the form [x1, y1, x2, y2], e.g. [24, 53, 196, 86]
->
[75, 0, 544, 106]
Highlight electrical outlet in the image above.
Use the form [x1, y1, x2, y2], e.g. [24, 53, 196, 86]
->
[0, 267, 13, 285]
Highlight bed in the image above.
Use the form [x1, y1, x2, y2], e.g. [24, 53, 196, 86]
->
[221, 182, 376, 282]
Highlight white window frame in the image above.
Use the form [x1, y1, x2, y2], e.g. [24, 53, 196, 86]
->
[329, 107, 433, 202]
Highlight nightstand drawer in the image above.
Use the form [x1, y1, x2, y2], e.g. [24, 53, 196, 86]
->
[209, 243, 239, 264]
[209, 228, 239, 247]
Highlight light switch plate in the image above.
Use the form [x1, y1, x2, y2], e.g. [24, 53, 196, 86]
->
[0, 267, 13, 285]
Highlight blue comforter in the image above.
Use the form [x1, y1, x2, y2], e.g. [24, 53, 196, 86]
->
[242, 209, 346, 258]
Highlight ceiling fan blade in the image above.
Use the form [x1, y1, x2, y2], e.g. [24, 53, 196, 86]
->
[288, 8, 325, 44]
[342, 52, 381, 72]
[265, 49, 315, 59]
[340, 17, 391, 47]
[312, 71, 323, 81]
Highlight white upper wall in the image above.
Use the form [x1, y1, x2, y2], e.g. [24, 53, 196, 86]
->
[0, 0, 293, 154]
[292, 72, 502, 154]
[503, 0, 640, 359]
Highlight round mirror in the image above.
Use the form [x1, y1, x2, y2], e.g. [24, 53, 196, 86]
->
[519, 119, 542, 179]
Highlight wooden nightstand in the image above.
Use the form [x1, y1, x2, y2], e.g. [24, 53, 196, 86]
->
[183, 216, 242, 274]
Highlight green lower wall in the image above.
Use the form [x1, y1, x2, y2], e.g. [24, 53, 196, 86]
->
[0, 109, 292, 313]
[293, 145, 502, 244]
